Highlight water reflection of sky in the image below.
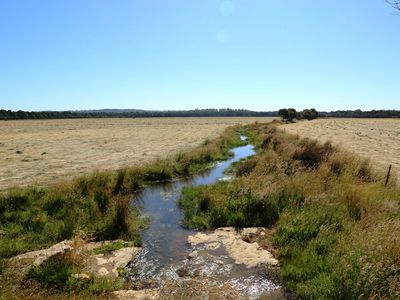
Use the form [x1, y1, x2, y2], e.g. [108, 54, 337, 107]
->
[131, 143, 255, 271]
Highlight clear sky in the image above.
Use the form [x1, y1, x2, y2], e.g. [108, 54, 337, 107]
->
[0, 0, 399, 112]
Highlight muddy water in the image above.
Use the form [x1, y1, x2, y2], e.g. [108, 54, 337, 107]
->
[128, 141, 282, 298]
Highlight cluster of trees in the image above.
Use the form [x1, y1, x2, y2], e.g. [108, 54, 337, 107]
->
[320, 110, 400, 118]
[0, 108, 278, 120]
[278, 108, 318, 121]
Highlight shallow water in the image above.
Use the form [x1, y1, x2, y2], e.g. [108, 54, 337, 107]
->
[127, 141, 282, 298]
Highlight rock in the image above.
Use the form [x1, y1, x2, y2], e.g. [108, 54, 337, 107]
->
[86, 246, 142, 279]
[176, 267, 190, 277]
[71, 273, 91, 281]
[188, 227, 278, 267]
[10, 240, 73, 266]
[111, 289, 159, 300]
[204, 241, 220, 250]
[10, 239, 142, 280]
[240, 227, 259, 236]
[187, 250, 198, 259]
[98, 267, 109, 276]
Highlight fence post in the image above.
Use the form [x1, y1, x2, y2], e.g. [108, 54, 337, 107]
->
[385, 164, 392, 187]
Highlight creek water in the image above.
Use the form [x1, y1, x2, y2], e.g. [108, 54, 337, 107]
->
[128, 140, 281, 298]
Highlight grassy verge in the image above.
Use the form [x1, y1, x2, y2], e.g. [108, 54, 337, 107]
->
[0, 125, 245, 298]
[178, 122, 400, 299]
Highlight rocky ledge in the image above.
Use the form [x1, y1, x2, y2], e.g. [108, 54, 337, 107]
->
[187, 227, 279, 267]
[10, 239, 142, 279]
[9, 227, 280, 299]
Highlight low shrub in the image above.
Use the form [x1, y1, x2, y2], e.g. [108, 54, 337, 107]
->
[292, 139, 333, 168]
[235, 157, 257, 176]
[122, 168, 143, 193]
[93, 190, 110, 214]
[143, 161, 173, 182]
[27, 254, 74, 290]
[96, 196, 143, 241]
[0, 259, 5, 275]
[113, 169, 127, 195]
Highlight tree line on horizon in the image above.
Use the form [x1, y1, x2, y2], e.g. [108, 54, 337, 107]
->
[0, 108, 276, 120]
[0, 108, 399, 120]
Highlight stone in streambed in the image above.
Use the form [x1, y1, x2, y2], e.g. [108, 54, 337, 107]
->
[187, 227, 279, 267]
[87, 246, 142, 278]
[111, 289, 159, 300]
[187, 250, 198, 259]
[176, 266, 191, 277]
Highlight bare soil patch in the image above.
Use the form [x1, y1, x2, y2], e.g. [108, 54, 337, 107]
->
[281, 118, 400, 181]
[0, 117, 276, 191]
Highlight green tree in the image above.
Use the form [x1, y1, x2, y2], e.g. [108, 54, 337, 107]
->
[287, 108, 297, 121]
[309, 108, 318, 120]
[278, 109, 289, 121]
[279, 108, 298, 122]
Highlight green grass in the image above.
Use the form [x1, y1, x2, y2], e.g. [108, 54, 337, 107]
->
[92, 240, 140, 255]
[178, 121, 400, 299]
[24, 252, 125, 297]
[27, 254, 74, 290]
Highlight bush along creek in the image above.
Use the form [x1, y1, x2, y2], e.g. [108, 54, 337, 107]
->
[1, 122, 399, 299]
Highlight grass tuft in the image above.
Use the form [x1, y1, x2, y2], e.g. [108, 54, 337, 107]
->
[27, 254, 74, 290]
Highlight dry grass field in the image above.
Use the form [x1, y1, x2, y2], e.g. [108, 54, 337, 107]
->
[281, 118, 400, 180]
[0, 117, 277, 191]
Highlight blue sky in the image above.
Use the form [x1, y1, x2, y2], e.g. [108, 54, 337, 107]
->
[0, 0, 399, 111]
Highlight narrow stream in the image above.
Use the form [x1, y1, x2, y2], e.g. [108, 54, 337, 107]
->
[128, 139, 281, 298]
